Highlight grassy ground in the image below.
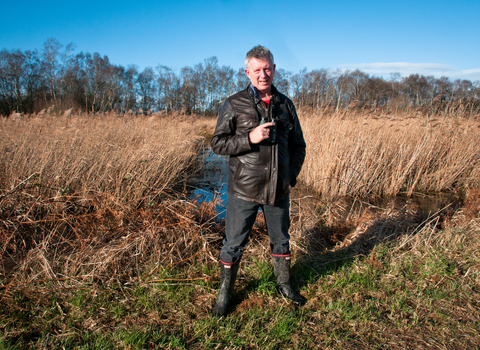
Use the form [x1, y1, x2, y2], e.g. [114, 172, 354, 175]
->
[1, 111, 479, 349]
[1, 194, 479, 349]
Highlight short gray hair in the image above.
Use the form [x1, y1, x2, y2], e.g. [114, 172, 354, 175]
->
[244, 45, 275, 70]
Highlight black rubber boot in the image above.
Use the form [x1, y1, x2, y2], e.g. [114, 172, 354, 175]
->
[212, 263, 239, 317]
[272, 256, 305, 305]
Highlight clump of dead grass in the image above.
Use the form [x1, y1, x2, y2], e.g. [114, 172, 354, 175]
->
[291, 186, 480, 274]
[5, 199, 224, 286]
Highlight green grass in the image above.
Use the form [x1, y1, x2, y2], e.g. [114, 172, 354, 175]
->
[1, 220, 479, 350]
[1, 188, 479, 349]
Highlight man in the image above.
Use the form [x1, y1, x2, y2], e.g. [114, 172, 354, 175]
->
[210, 45, 306, 317]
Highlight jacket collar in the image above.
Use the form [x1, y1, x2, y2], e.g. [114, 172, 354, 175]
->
[249, 84, 278, 102]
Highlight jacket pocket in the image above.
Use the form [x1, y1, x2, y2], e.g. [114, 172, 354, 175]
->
[232, 161, 244, 183]
[232, 160, 267, 200]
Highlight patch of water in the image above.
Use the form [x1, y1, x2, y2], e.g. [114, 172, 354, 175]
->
[370, 192, 455, 214]
[190, 147, 229, 219]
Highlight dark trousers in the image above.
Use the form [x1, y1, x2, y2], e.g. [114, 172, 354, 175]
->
[219, 194, 291, 265]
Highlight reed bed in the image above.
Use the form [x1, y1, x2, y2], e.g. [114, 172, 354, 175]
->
[1, 185, 478, 349]
[0, 110, 479, 349]
[0, 112, 208, 281]
[299, 108, 480, 200]
[1, 112, 202, 205]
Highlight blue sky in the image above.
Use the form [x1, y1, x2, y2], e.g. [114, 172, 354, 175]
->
[1, 0, 479, 81]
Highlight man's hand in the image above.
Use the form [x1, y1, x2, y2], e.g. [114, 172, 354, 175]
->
[249, 122, 275, 144]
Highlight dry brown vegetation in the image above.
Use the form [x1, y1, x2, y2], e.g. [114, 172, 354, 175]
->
[0, 112, 211, 281]
[0, 110, 479, 349]
[299, 108, 480, 200]
[1, 112, 204, 205]
[1, 108, 479, 289]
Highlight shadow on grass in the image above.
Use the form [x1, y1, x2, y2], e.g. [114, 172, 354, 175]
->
[290, 195, 460, 293]
[208, 192, 463, 312]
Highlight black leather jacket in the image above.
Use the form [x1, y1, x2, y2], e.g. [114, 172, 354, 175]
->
[210, 85, 306, 205]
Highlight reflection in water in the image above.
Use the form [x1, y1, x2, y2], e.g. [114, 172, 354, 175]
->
[190, 147, 229, 219]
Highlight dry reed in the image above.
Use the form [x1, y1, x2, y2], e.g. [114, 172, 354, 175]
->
[1, 112, 202, 205]
[0, 112, 211, 283]
[2, 109, 479, 288]
[298, 108, 480, 200]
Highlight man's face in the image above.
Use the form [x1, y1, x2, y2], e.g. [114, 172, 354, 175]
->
[245, 57, 276, 94]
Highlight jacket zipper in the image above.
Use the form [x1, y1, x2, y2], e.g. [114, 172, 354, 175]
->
[266, 99, 274, 204]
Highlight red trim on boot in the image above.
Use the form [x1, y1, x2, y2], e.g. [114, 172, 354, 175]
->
[272, 254, 291, 258]
[220, 260, 240, 268]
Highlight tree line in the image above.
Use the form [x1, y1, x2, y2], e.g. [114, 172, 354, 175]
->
[1, 38, 479, 117]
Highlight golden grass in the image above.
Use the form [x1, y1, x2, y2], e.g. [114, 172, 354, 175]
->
[299, 108, 480, 200]
[1, 112, 204, 206]
[0, 112, 209, 281]
[1, 109, 479, 285]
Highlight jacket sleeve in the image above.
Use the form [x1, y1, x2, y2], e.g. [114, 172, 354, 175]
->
[210, 99, 252, 156]
[287, 101, 306, 186]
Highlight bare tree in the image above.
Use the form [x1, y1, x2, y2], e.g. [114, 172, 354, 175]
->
[137, 67, 156, 114]
[2, 39, 478, 117]
[274, 68, 292, 97]
[156, 65, 179, 113]
[0, 49, 26, 114]
[57, 42, 76, 110]
[122, 65, 138, 112]
[41, 38, 63, 107]
[23, 50, 42, 113]
[180, 66, 198, 115]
